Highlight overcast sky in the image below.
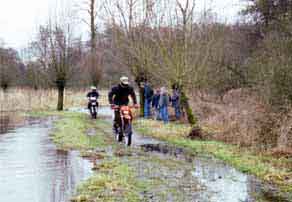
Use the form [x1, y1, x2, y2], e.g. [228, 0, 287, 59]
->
[0, 0, 246, 49]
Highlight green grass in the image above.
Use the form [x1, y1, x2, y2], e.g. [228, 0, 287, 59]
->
[24, 110, 64, 117]
[26, 110, 111, 151]
[134, 119, 292, 193]
[73, 159, 148, 202]
[51, 112, 111, 151]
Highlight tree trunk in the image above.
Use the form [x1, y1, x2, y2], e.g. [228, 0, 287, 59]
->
[180, 90, 196, 126]
[139, 86, 145, 117]
[57, 85, 65, 111]
[1, 83, 8, 92]
[90, 0, 96, 51]
[135, 75, 146, 117]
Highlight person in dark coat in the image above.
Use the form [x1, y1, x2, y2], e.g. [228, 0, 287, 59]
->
[143, 81, 154, 118]
[108, 76, 138, 134]
[171, 87, 181, 120]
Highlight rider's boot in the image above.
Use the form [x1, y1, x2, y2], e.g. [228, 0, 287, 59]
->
[113, 123, 118, 135]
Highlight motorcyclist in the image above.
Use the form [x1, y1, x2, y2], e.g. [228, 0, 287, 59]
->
[108, 76, 138, 134]
[87, 86, 99, 110]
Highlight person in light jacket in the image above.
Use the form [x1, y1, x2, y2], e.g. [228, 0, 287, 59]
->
[159, 87, 169, 123]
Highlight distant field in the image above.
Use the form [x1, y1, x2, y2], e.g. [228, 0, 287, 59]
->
[0, 88, 109, 112]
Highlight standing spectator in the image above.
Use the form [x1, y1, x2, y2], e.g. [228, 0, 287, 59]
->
[171, 86, 181, 120]
[144, 81, 154, 118]
[152, 88, 161, 120]
[159, 87, 169, 123]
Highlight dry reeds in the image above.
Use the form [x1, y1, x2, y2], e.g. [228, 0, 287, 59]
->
[190, 89, 291, 150]
[0, 87, 109, 112]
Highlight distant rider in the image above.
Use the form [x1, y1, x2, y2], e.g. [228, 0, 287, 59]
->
[87, 86, 99, 109]
[108, 76, 138, 134]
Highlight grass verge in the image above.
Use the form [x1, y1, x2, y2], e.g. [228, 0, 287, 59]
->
[72, 159, 148, 202]
[29, 110, 149, 201]
[26, 110, 111, 151]
[134, 119, 292, 194]
[51, 112, 110, 151]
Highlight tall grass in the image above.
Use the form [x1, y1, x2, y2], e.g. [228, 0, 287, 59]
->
[189, 89, 292, 151]
[0, 87, 109, 112]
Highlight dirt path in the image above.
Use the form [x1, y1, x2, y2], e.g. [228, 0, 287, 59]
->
[72, 107, 274, 202]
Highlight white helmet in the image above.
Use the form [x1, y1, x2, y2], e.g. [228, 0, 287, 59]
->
[120, 76, 129, 85]
[91, 86, 97, 90]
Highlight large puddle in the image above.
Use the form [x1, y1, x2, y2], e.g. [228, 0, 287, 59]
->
[0, 114, 93, 202]
[138, 143, 264, 202]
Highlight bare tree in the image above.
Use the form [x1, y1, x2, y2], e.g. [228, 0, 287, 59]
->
[80, 0, 106, 86]
[140, 0, 198, 124]
[32, 21, 81, 110]
[105, 0, 158, 115]
[0, 46, 20, 91]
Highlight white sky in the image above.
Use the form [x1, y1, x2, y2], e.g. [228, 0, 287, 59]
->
[0, 0, 246, 49]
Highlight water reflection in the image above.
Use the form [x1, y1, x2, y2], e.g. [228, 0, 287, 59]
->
[0, 117, 92, 202]
[192, 158, 252, 202]
[69, 106, 113, 118]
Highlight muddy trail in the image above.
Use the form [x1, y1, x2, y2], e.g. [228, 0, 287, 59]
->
[73, 107, 281, 202]
[0, 113, 93, 202]
[0, 108, 286, 202]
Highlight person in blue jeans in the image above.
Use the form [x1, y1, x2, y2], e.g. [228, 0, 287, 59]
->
[171, 87, 181, 120]
[159, 87, 169, 123]
[144, 82, 154, 118]
[152, 88, 161, 120]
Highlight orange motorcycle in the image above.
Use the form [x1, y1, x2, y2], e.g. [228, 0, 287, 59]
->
[112, 105, 135, 146]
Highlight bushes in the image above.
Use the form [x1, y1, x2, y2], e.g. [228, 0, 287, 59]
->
[247, 33, 292, 107]
[189, 89, 283, 149]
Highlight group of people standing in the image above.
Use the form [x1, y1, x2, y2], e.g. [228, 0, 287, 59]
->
[86, 77, 182, 124]
[142, 82, 181, 123]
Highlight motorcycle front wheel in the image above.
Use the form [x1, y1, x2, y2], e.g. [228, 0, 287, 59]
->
[91, 106, 97, 119]
[124, 122, 132, 146]
[116, 127, 123, 142]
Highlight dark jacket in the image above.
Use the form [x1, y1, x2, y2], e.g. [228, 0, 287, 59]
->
[171, 89, 180, 107]
[152, 94, 160, 109]
[108, 84, 137, 106]
[87, 91, 99, 99]
[144, 84, 154, 100]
